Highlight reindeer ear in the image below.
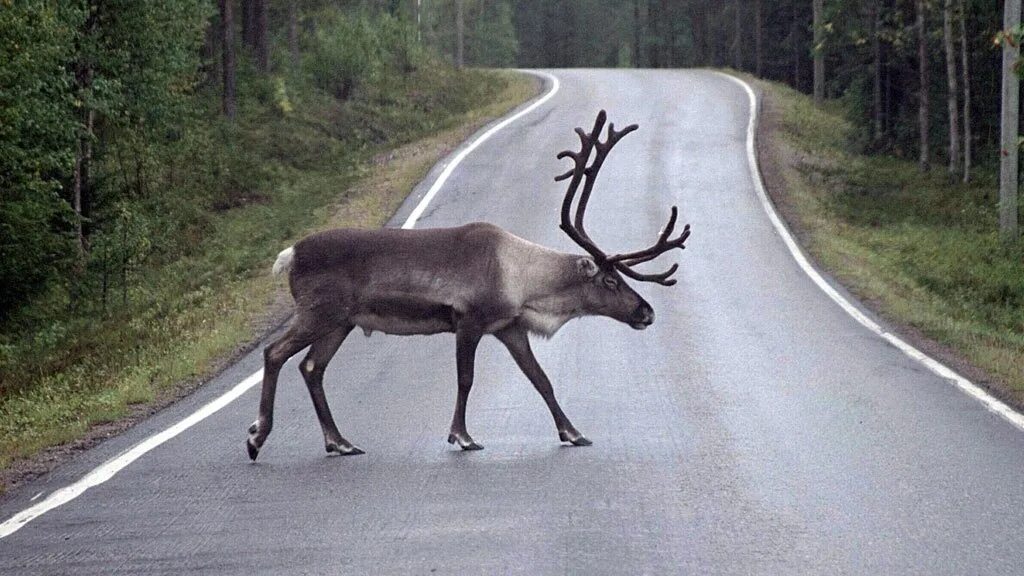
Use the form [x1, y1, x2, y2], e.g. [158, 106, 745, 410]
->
[576, 257, 599, 278]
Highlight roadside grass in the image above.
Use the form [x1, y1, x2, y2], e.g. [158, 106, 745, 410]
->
[0, 68, 537, 492]
[750, 75, 1024, 404]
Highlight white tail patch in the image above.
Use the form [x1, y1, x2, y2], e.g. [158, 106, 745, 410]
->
[272, 246, 295, 276]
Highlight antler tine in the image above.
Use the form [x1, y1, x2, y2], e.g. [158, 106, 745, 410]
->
[617, 263, 679, 286]
[555, 111, 611, 262]
[573, 118, 639, 238]
[554, 109, 690, 282]
[607, 209, 691, 285]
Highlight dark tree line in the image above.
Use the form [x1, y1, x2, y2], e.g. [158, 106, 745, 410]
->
[1, 0, 1018, 321]
[510, 0, 1005, 183]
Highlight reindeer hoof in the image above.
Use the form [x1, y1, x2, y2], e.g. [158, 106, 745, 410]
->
[559, 430, 592, 446]
[326, 442, 364, 456]
[246, 439, 260, 461]
[447, 433, 484, 451]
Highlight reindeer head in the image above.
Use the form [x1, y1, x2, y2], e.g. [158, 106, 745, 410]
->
[555, 110, 691, 329]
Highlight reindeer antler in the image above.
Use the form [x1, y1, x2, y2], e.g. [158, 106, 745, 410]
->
[555, 110, 691, 286]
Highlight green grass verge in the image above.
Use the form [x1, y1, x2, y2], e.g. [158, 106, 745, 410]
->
[0, 69, 537, 491]
[750, 75, 1024, 404]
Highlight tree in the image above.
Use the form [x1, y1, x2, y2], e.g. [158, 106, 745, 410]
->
[733, 0, 743, 70]
[942, 0, 960, 177]
[1000, 0, 1020, 240]
[242, 0, 255, 46]
[633, 0, 643, 67]
[0, 1, 82, 315]
[755, 0, 763, 76]
[959, 0, 971, 183]
[871, 2, 883, 143]
[917, 0, 929, 172]
[288, 0, 301, 69]
[813, 0, 824, 106]
[220, 0, 236, 118]
[254, 0, 269, 72]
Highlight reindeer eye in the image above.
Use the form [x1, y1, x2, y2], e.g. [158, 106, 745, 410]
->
[602, 276, 619, 290]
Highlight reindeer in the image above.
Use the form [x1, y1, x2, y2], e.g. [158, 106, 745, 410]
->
[246, 110, 691, 460]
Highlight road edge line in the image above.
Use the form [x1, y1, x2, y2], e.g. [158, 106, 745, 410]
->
[0, 70, 561, 539]
[716, 71, 1024, 433]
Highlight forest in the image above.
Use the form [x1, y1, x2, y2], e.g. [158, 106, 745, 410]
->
[5, 1, 1017, 316]
[1, 1, 1022, 476]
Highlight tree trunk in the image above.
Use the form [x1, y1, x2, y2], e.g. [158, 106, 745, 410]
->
[254, 0, 269, 73]
[792, 5, 802, 90]
[685, 3, 700, 65]
[872, 3, 883, 143]
[633, 0, 642, 67]
[960, 0, 971, 183]
[732, 0, 742, 70]
[813, 0, 824, 105]
[220, 0, 236, 119]
[242, 0, 254, 47]
[455, 0, 464, 69]
[648, 0, 662, 67]
[201, 16, 218, 86]
[73, 8, 98, 258]
[942, 0, 960, 177]
[288, 0, 300, 69]
[707, 5, 717, 67]
[1000, 0, 1020, 240]
[73, 114, 87, 256]
[755, 0, 762, 76]
[661, 0, 671, 67]
[917, 0, 929, 172]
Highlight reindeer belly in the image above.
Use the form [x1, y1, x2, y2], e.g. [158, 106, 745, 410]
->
[351, 295, 455, 336]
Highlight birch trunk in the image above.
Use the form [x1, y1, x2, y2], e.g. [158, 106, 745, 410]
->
[1000, 0, 1020, 240]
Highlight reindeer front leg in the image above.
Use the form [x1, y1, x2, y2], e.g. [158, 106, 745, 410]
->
[495, 324, 591, 446]
[448, 327, 484, 450]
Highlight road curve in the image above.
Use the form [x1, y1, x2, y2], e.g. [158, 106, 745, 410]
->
[2, 69, 1024, 575]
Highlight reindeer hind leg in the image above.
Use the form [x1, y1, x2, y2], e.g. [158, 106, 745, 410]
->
[247, 321, 319, 461]
[298, 326, 363, 456]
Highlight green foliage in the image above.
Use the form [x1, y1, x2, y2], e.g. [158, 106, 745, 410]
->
[0, 1, 82, 316]
[306, 12, 383, 100]
[0, 0, 520, 476]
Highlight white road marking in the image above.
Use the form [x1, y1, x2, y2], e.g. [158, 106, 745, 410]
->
[0, 370, 262, 538]
[718, 71, 1024, 432]
[0, 70, 561, 539]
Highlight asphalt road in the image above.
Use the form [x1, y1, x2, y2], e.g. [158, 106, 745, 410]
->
[3, 69, 1024, 575]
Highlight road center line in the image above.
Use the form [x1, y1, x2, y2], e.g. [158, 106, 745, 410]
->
[0, 70, 561, 540]
[717, 71, 1024, 433]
